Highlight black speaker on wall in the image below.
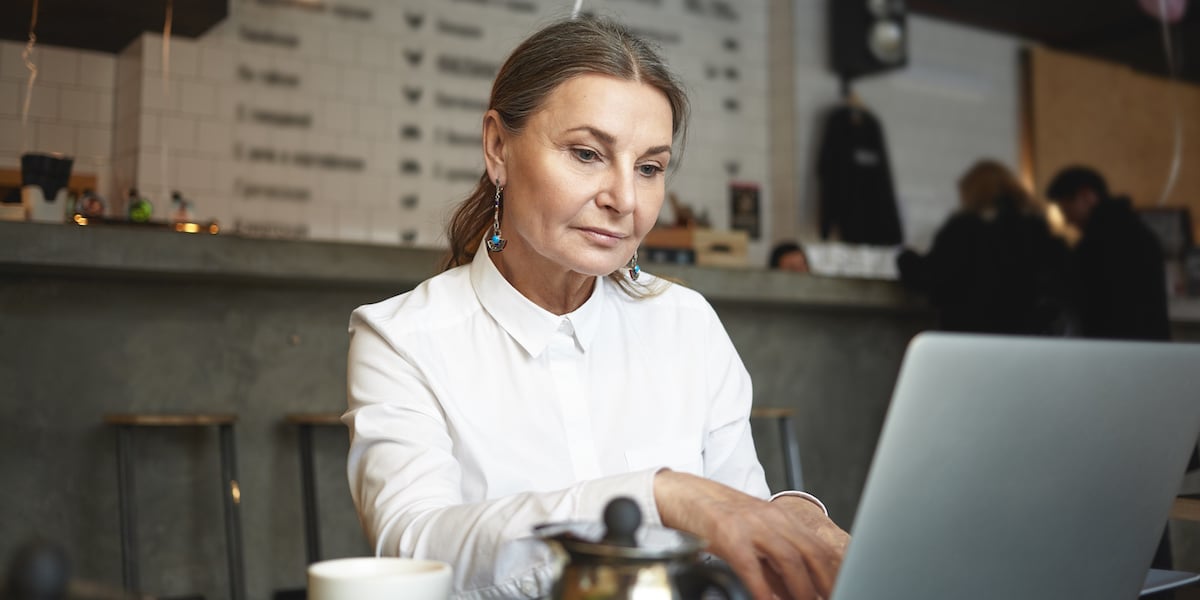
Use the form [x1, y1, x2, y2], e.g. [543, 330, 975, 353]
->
[830, 0, 908, 80]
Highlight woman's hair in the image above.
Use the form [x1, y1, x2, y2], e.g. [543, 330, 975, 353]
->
[442, 16, 691, 287]
[957, 160, 1044, 218]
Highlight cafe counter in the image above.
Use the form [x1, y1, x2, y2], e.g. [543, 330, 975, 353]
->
[1, 221, 1197, 598]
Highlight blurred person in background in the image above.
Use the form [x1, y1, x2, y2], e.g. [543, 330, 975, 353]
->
[1045, 166, 1170, 341]
[770, 241, 810, 273]
[897, 160, 1068, 334]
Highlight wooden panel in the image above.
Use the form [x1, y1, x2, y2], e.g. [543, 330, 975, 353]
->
[1171, 495, 1200, 522]
[1029, 46, 1200, 240]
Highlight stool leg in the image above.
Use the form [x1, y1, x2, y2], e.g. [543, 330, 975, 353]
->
[219, 424, 246, 600]
[298, 424, 322, 565]
[778, 416, 804, 491]
[115, 425, 140, 594]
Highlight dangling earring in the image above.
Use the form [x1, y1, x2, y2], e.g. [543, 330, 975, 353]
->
[486, 179, 506, 252]
[627, 250, 641, 281]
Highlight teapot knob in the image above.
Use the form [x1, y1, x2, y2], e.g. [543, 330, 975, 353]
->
[601, 497, 641, 548]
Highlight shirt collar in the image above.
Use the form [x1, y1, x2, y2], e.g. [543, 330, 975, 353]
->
[469, 240, 606, 357]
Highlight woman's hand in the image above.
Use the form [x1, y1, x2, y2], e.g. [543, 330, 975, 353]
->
[654, 470, 849, 600]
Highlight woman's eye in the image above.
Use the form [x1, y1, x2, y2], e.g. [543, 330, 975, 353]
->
[638, 164, 664, 176]
[573, 148, 598, 161]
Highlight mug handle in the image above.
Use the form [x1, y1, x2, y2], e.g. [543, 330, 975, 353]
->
[675, 561, 751, 600]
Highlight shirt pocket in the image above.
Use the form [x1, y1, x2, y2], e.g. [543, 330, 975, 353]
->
[624, 442, 704, 476]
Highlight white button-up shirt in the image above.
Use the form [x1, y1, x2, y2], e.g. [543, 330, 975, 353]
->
[345, 246, 778, 599]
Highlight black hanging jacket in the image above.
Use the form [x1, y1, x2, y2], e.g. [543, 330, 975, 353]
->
[816, 104, 904, 245]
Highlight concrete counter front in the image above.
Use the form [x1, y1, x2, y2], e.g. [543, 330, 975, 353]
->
[1, 222, 1195, 597]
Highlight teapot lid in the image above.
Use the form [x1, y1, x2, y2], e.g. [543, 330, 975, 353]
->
[534, 497, 707, 561]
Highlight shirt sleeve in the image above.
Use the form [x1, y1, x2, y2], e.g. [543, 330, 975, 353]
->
[695, 303, 772, 499]
[344, 314, 661, 600]
[695, 302, 829, 512]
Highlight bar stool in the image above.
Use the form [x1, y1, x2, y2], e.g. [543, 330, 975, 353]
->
[104, 413, 246, 600]
[750, 407, 804, 490]
[286, 412, 344, 565]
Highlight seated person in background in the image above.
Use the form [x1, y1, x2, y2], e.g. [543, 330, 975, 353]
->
[1044, 165, 1170, 341]
[897, 160, 1068, 334]
[344, 16, 847, 600]
[770, 241, 810, 273]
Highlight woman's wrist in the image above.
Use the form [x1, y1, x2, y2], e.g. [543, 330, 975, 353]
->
[652, 468, 686, 529]
[769, 490, 829, 516]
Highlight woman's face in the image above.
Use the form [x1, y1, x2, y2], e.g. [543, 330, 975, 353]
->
[485, 74, 674, 278]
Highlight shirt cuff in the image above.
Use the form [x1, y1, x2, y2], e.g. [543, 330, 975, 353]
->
[769, 490, 829, 516]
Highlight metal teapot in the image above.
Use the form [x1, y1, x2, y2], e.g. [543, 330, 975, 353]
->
[535, 497, 750, 600]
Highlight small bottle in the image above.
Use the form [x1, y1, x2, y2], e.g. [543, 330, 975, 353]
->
[78, 189, 106, 218]
[170, 190, 194, 223]
[127, 188, 153, 223]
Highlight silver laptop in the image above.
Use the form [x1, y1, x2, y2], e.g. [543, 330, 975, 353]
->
[832, 333, 1200, 600]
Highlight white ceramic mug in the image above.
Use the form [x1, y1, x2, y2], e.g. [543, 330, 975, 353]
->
[307, 557, 452, 600]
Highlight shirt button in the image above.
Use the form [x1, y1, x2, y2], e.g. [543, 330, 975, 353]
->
[519, 577, 538, 596]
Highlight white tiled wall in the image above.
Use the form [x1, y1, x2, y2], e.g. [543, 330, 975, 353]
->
[107, 0, 776, 249]
[786, 0, 1023, 252]
[5, 0, 1022, 256]
[0, 40, 116, 200]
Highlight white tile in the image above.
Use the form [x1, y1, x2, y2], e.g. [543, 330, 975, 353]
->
[77, 126, 113, 159]
[199, 45, 235, 82]
[113, 79, 140, 121]
[34, 122, 75, 155]
[115, 50, 143, 89]
[0, 41, 27, 81]
[176, 155, 215, 191]
[272, 127, 304, 150]
[359, 174, 387, 204]
[0, 116, 22, 153]
[35, 46, 80, 85]
[340, 67, 371, 100]
[338, 137, 369, 163]
[321, 100, 354, 133]
[233, 123, 272, 149]
[324, 30, 357, 63]
[96, 91, 115, 125]
[27, 85, 59, 120]
[139, 114, 160, 149]
[195, 121, 233, 156]
[59, 88, 99, 123]
[355, 105, 389, 139]
[137, 150, 178, 192]
[142, 35, 200, 77]
[371, 73, 400, 104]
[113, 122, 133, 156]
[305, 62, 340, 98]
[139, 78, 172, 111]
[179, 80, 218, 116]
[0, 80, 18, 116]
[214, 86, 248, 121]
[357, 35, 391, 68]
[78, 51, 116, 90]
[161, 114, 197, 149]
[338, 205, 371, 242]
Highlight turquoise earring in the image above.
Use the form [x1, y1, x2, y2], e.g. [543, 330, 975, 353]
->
[486, 180, 506, 252]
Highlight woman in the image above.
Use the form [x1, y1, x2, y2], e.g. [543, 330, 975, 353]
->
[897, 160, 1068, 334]
[345, 16, 847, 600]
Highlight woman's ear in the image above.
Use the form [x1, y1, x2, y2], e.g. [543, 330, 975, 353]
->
[482, 110, 508, 186]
